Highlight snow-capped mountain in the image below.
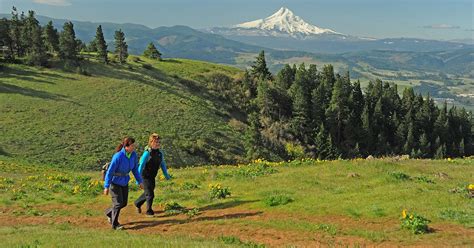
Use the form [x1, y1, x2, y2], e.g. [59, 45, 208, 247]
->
[202, 8, 473, 54]
[233, 7, 341, 37]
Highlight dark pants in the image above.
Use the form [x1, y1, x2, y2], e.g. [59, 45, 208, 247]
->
[134, 178, 155, 213]
[105, 183, 128, 227]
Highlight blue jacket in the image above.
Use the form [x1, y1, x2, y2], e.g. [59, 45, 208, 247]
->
[104, 148, 143, 189]
[138, 148, 171, 180]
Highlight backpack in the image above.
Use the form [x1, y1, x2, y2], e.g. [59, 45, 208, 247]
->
[101, 162, 110, 181]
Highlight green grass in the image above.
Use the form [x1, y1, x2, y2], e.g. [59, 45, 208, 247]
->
[0, 225, 239, 247]
[0, 57, 244, 169]
[1, 157, 472, 246]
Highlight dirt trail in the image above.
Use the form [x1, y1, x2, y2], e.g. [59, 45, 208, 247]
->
[1, 203, 472, 247]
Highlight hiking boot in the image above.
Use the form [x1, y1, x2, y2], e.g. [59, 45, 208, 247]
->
[145, 210, 154, 216]
[136, 205, 142, 214]
[113, 224, 124, 230]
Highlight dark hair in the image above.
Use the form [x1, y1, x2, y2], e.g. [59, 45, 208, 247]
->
[115, 137, 135, 152]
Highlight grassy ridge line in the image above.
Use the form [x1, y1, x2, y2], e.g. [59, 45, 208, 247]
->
[0, 57, 245, 170]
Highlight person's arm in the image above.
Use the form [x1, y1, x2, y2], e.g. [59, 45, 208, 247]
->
[138, 150, 149, 175]
[160, 150, 171, 180]
[132, 153, 144, 186]
[104, 154, 119, 189]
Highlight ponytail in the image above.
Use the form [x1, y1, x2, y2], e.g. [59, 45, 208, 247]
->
[115, 137, 135, 152]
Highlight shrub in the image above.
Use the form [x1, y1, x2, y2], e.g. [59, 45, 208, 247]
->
[414, 176, 435, 184]
[180, 182, 200, 190]
[164, 201, 186, 215]
[400, 209, 431, 234]
[390, 171, 411, 181]
[263, 193, 293, 207]
[209, 183, 231, 199]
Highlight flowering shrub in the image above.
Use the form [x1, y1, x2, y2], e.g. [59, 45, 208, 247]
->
[209, 183, 231, 199]
[401, 209, 431, 234]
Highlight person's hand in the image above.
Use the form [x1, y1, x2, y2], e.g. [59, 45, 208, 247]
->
[139, 183, 144, 189]
[103, 188, 109, 195]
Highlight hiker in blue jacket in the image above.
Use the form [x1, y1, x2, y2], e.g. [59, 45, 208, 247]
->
[134, 133, 171, 216]
[104, 137, 144, 230]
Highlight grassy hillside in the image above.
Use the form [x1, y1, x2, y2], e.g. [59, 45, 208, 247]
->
[0, 157, 472, 246]
[0, 57, 247, 170]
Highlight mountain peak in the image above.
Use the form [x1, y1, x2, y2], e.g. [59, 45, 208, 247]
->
[234, 7, 340, 37]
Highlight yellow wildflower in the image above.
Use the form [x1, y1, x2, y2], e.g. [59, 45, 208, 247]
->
[72, 185, 80, 194]
[468, 184, 474, 190]
[409, 214, 414, 220]
[402, 209, 407, 219]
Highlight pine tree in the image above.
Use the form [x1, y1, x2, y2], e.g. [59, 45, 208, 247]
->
[114, 29, 128, 64]
[459, 138, 465, 157]
[0, 18, 14, 59]
[362, 104, 373, 153]
[403, 123, 415, 154]
[244, 112, 264, 160]
[242, 70, 257, 99]
[59, 21, 78, 63]
[307, 64, 319, 90]
[95, 25, 108, 64]
[344, 80, 364, 150]
[311, 82, 326, 131]
[275, 64, 295, 90]
[23, 11, 47, 66]
[320, 65, 335, 103]
[435, 144, 446, 159]
[326, 75, 350, 147]
[43, 21, 59, 54]
[289, 64, 312, 144]
[315, 124, 329, 160]
[143, 42, 161, 60]
[10, 7, 24, 57]
[326, 135, 340, 160]
[251, 50, 272, 81]
[419, 132, 431, 158]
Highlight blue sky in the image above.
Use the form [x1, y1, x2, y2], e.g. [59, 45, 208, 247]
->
[1, 0, 472, 40]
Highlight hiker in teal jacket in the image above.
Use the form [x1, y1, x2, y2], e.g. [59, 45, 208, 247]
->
[104, 137, 144, 230]
[134, 133, 171, 216]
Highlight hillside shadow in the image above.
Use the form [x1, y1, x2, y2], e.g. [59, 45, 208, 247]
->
[3, 66, 77, 84]
[125, 211, 262, 230]
[199, 200, 259, 211]
[0, 82, 67, 101]
[0, 147, 10, 157]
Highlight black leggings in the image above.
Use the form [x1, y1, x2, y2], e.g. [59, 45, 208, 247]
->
[134, 178, 155, 213]
[105, 183, 128, 227]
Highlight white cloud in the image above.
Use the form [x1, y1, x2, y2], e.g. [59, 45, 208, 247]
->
[33, 0, 71, 6]
[423, 24, 460, 29]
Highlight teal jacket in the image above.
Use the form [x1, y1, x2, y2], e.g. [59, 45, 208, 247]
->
[138, 147, 171, 180]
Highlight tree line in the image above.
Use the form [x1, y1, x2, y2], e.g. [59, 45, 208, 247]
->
[0, 7, 161, 67]
[240, 51, 473, 160]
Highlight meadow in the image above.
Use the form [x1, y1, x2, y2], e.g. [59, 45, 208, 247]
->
[0, 157, 472, 247]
